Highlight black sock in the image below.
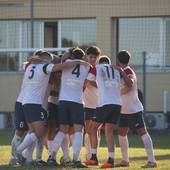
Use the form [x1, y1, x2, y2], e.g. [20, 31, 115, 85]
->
[107, 157, 114, 164]
[91, 154, 98, 162]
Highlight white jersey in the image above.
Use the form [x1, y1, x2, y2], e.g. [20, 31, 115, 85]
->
[59, 59, 91, 104]
[22, 63, 54, 105]
[16, 62, 31, 103]
[48, 82, 60, 105]
[83, 82, 98, 109]
[87, 64, 122, 107]
[121, 66, 143, 114]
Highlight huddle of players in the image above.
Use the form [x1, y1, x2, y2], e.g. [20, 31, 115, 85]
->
[10, 46, 157, 168]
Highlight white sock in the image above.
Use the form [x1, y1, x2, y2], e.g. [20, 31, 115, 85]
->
[47, 140, 54, 156]
[84, 133, 91, 154]
[11, 134, 22, 150]
[17, 133, 38, 154]
[36, 134, 46, 162]
[61, 134, 70, 158]
[24, 142, 36, 162]
[73, 132, 83, 161]
[91, 148, 97, 154]
[118, 135, 129, 162]
[108, 152, 115, 159]
[141, 133, 156, 163]
[51, 131, 65, 159]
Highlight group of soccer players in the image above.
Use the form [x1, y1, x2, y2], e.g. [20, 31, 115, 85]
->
[9, 46, 157, 168]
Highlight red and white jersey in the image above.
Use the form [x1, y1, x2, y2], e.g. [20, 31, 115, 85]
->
[86, 64, 122, 107]
[16, 62, 31, 103]
[22, 63, 54, 105]
[59, 59, 91, 104]
[48, 83, 60, 105]
[83, 81, 98, 109]
[121, 66, 143, 114]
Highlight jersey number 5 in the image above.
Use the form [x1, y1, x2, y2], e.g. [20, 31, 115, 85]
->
[72, 64, 80, 78]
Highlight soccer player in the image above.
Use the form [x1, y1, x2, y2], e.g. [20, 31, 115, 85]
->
[85, 56, 133, 168]
[12, 51, 89, 166]
[9, 49, 44, 166]
[83, 45, 101, 160]
[47, 48, 91, 168]
[115, 50, 157, 168]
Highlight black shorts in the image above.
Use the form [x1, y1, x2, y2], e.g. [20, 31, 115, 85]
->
[84, 108, 96, 120]
[23, 104, 44, 123]
[58, 100, 84, 125]
[92, 104, 121, 124]
[14, 101, 28, 131]
[48, 102, 59, 120]
[118, 111, 145, 130]
[42, 108, 48, 127]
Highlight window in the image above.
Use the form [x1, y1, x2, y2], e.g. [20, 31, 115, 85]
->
[118, 17, 170, 71]
[61, 19, 96, 51]
[0, 19, 96, 72]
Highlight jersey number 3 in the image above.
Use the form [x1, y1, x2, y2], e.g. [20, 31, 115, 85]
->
[72, 64, 80, 78]
[28, 66, 36, 79]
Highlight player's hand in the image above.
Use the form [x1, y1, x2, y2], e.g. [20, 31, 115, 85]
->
[78, 60, 92, 67]
[112, 65, 123, 72]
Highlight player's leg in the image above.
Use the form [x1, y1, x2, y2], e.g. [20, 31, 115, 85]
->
[134, 112, 157, 168]
[85, 121, 102, 166]
[114, 112, 130, 167]
[47, 124, 68, 166]
[100, 104, 121, 169]
[46, 102, 59, 156]
[100, 123, 116, 168]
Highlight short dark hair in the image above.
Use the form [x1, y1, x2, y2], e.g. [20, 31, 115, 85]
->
[86, 45, 101, 56]
[117, 50, 131, 64]
[99, 56, 111, 64]
[72, 48, 85, 59]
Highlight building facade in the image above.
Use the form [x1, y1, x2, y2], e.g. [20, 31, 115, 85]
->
[0, 0, 170, 114]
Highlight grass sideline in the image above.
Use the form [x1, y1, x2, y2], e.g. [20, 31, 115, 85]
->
[0, 130, 170, 170]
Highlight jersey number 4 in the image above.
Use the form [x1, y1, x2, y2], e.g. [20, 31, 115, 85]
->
[72, 64, 80, 78]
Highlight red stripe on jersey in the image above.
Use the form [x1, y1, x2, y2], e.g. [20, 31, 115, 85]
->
[124, 68, 133, 76]
[24, 62, 31, 71]
[89, 66, 96, 76]
[62, 58, 68, 63]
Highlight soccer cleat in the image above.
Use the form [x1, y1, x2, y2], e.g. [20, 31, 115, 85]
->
[46, 156, 58, 166]
[60, 156, 72, 165]
[9, 158, 17, 166]
[100, 162, 114, 168]
[24, 160, 35, 167]
[34, 160, 47, 166]
[12, 150, 25, 166]
[85, 159, 99, 166]
[115, 160, 130, 167]
[141, 161, 157, 168]
[72, 160, 88, 168]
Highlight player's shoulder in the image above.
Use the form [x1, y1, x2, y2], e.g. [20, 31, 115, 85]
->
[123, 66, 134, 75]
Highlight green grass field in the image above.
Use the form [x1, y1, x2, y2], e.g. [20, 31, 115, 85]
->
[0, 130, 170, 170]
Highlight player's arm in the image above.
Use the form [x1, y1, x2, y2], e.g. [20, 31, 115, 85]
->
[51, 60, 90, 72]
[83, 66, 96, 91]
[121, 83, 132, 94]
[89, 81, 98, 88]
[112, 65, 133, 88]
